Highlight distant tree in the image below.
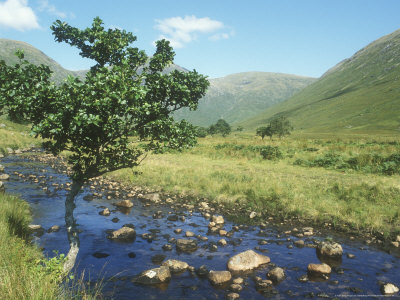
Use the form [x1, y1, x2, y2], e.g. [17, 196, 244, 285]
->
[256, 126, 273, 140]
[270, 116, 293, 138]
[195, 126, 208, 138]
[236, 126, 244, 132]
[256, 116, 293, 140]
[208, 119, 231, 137]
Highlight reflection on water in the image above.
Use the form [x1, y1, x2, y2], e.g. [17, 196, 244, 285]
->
[2, 155, 400, 299]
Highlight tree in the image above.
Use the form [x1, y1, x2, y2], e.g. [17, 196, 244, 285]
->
[208, 119, 231, 137]
[236, 126, 244, 132]
[256, 126, 273, 140]
[269, 116, 293, 138]
[0, 17, 209, 272]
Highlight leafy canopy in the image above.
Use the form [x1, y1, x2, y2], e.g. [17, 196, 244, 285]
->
[256, 116, 293, 140]
[208, 119, 231, 137]
[0, 17, 209, 182]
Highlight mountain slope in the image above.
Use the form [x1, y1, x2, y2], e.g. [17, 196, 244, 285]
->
[0, 39, 86, 83]
[241, 29, 400, 134]
[173, 72, 316, 127]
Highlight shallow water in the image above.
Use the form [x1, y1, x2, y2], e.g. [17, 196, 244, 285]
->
[1, 154, 400, 299]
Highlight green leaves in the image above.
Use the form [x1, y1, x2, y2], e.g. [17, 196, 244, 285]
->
[1, 17, 209, 182]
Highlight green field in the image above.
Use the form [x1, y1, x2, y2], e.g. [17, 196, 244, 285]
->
[108, 133, 400, 239]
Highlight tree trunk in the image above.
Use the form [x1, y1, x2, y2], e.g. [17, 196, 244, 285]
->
[63, 180, 83, 273]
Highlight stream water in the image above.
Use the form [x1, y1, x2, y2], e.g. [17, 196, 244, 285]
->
[1, 154, 400, 299]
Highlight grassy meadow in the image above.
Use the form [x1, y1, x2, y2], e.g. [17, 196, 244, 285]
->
[109, 132, 400, 239]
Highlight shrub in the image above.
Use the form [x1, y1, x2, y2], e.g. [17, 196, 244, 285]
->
[259, 146, 283, 160]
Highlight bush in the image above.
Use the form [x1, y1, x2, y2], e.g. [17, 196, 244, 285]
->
[259, 146, 283, 160]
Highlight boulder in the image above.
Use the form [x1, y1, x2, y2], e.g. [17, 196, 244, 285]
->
[134, 266, 171, 284]
[208, 270, 232, 285]
[307, 263, 331, 276]
[142, 193, 161, 203]
[0, 164, 4, 173]
[0, 174, 10, 181]
[28, 224, 44, 237]
[227, 250, 270, 272]
[47, 225, 60, 233]
[99, 208, 111, 216]
[107, 227, 136, 242]
[267, 267, 285, 283]
[114, 200, 133, 208]
[162, 259, 189, 273]
[212, 215, 225, 225]
[185, 231, 195, 237]
[176, 239, 198, 253]
[381, 283, 399, 295]
[317, 241, 343, 258]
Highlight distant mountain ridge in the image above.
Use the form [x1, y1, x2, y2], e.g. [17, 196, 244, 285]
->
[241, 28, 400, 134]
[0, 39, 87, 83]
[174, 72, 316, 126]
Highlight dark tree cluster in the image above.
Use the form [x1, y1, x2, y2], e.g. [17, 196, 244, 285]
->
[256, 116, 293, 140]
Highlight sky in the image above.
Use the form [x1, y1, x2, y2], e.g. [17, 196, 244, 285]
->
[0, 0, 400, 79]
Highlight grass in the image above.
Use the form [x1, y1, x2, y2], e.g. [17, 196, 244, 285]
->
[0, 192, 105, 299]
[0, 116, 41, 154]
[108, 133, 400, 239]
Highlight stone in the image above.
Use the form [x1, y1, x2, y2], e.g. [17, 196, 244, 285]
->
[208, 270, 232, 285]
[391, 241, 399, 248]
[151, 254, 166, 264]
[28, 224, 44, 237]
[230, 283, 243, 292]
[307, 263, 331, 276]
[317, 241, 343, 258]
[92, 252, 109, 258]
[218, 239, 227, 246]
[0, 164, 4, 173]
[195, 265, 209, 277]
[381, 283, 399, 295]
[162, 259, 189, 273]
[219, 229, 227, 236]
[176, 239, 198, 253]
[255, 279, 273, 290]
[212, 215, 225, 225]
[142, 193, 161, 203]
[226, 293, 240, 300]
[111, 217, 119, 223]
[162, 244, 173, 251]
[0, 181, 4, 193]
[233, 277, 244, 284]
[174, 228, 182, 234]
[200, 201, 210, 209]
[47, 225, 60, 233]
[185, 231, 195, 237]
[134, 266, 171, 284]
[128, 252, 136, 258]
[0, 174, 10, 181]
[99, 208, 111, 216]
[107, 227, 136, 242]
[114, 200, 133, 208]
[346, 253, 355, 259]
[267, 267, 285, 283]
[294, 240, 305, 247]
[249, 211, 257, 219]
[396, 235, 400, 243]
[227, 249, 270, 272]
[167, 215, 178, 221]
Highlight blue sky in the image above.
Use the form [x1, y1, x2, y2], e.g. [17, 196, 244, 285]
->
[1, 0, 400, 79]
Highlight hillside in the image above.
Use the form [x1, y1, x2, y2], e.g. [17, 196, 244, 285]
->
[241, 29, 400, 134]
[0, 39, 86, 83]
[173, 72, 315, 127]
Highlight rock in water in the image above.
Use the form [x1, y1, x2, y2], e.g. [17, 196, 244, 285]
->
[47, 225, 60, 233]
[176, 239, 198, 253]
[0, 181, 4, 193]
[134, 266, 171, 284]
[0, 164, 4, 173]
[162, 259, 189, 273]
[307, 263, 331, 277]
[99, 208, 111, 216]
[107, 227, 136, 242]
[317, 241, 343, 258]
[212, 215, 225, 225]
[114, 199, 133, 208]
[227, 250, 270, 272]
[381, 283, 399, 295]
[208, 270, 232, 285]
[267, 267, 285, 283]
[142, 193, 161, 203]
[0, 174, 10, 181]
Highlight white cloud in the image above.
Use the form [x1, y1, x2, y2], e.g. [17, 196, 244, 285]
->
[154, 15, 232, 48]
[209, 30, 235, 41]
[37, 0, 67, 18]
[0, 0, 39, 31]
